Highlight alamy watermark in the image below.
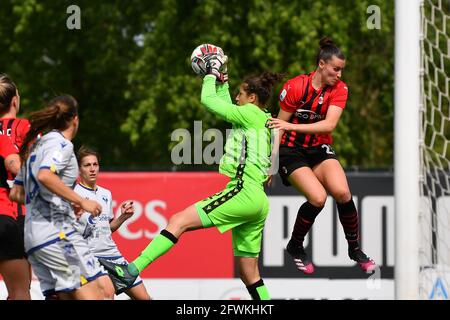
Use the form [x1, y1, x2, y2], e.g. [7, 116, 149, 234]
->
[170, 121, 279, 175]
[66, 5, 81, 30]
[367, 5, 381, 30]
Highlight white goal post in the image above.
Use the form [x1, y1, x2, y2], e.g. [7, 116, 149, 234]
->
[394, 0, 421, 300]
[396, 0, 450, 300]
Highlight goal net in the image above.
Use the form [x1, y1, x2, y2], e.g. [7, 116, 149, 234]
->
[419, 0, 450, 300]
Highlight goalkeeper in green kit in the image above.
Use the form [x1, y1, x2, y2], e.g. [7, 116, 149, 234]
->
[101, 52, 284, 300]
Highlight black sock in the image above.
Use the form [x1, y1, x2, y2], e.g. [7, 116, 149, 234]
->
[337, 198, 360, 251]
[246, 279, 270, 300]
[290, 201, 323, 247]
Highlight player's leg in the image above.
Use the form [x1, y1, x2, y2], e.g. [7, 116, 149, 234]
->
[102, 181, 247, 285]
[96, 274, 115, 299]
[46, 233, 105, 300]
[0, 259, 31, 299]
[233, 194, 270, 300]
[58, 278, 104, 300]
[285, 167, 327, 274]
[0, 215, 31, 299]
[124, 283, 151, 300]
[313, 158, 376, 272]
[236, 256, 270, 300]
[127, 204, 203, 276]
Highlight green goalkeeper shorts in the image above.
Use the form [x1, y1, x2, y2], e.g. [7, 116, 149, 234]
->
[195, 179, 269, 257]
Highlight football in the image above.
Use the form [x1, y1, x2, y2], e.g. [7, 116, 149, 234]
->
[190, 43, 224, 76]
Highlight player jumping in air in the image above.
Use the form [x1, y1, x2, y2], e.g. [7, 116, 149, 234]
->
[101, 54, 284, 300]
[267, 37, 376, 274]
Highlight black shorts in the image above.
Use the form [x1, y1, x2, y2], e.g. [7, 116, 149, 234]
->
[0, 214, 26, 260]
[278, 144, 338, 186]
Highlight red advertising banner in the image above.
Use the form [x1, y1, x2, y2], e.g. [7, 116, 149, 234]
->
[97, 172, 234, 278]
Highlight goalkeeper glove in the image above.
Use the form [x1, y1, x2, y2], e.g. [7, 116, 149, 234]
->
[204, 54, 228, 83]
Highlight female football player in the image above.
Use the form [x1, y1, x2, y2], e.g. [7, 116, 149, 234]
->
[267, 37, 376, 274]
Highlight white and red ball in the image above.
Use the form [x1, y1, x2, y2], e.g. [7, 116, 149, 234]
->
[190, 44, 225, 76]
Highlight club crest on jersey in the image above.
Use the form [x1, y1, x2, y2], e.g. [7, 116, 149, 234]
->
[318, 96, 324, 105]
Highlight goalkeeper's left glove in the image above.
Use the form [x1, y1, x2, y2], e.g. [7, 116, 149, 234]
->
[204, 54, 228, 83]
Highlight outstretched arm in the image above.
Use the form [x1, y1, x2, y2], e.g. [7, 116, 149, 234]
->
[110, 201, 134, 232]
[200, 75, 251, 127]
[216, 82, 233, 104]
[265, 109, 293, 186]
[38, 169, 102, 217]
[268, 105, 343, 134]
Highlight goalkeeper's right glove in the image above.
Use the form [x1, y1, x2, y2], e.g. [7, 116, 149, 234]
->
[204, 54, 228, 83]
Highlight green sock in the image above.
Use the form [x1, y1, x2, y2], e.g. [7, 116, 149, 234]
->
[246, 279, 270, 300]
[128, 229, 178, 275]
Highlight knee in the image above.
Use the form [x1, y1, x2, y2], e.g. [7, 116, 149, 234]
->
[98, 277, 115, 300]
[102, 288, 115, 300]
[333, 190, 352, 204]
[240, 271, 260, 287]
[168, 213, 188, 233]
[307, 192, 327, 208]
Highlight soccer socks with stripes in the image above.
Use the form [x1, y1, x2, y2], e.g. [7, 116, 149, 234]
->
[290, 201, 323, 247]
[246, 279, 270, 300]
[337, 198, 360, 251]
[128, 229, 178, 276]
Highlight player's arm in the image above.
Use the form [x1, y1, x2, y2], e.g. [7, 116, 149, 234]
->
[39, 143, 102, 216]
[110, 201, 134, 232]
[9, 183, 25, 204]
[38, 169, 100, 214]
[216, 82, 233, 104]
[9, 165, 24, 204]
[269, 105, 343, 134]
[270, 82, 348, 134]
[201, 75, 251, 127]
[4, 153, 21, 176]
[268, 108, 292, 171]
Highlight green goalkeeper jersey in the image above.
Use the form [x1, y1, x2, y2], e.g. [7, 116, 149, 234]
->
[201, 75, 272, 187]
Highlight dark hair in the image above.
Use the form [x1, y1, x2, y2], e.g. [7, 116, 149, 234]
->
[20, 95, 79, 162]
[77, 145, 100, 166]
[0, 74, 18, 115]
[243, 72, 285, 107]
[315, 37, 345, 66]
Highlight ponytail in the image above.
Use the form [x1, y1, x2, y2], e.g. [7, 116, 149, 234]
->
[315, 36, 345, 66]
[20, 95, 78, 162]
[243, 72, 286, 107]
[0, 74, 18, 115]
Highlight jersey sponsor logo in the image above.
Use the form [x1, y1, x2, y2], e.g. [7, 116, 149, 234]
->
[60, 142, 67, 149]
[295, 109, 325, 121]
[88, 215, 95, 224]
[98, 215, 110, 222]
[279, 89, 287, 101]
[102, 196, 108, 203]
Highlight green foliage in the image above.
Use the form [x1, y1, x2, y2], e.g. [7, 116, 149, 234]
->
[0, 0, 394, 169]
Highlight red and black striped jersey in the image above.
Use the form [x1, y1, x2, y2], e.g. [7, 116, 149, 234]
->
[0, 135, 19, 217]
[0, 117, 30, 218]
[278, 71, 348, 148]
[0, 118, 30, 148]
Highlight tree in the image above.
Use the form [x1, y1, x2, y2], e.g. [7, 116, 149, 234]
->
[0, 0, 157, 168]
[123, 0, 394, 169]
[0, 0, 395, 169]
